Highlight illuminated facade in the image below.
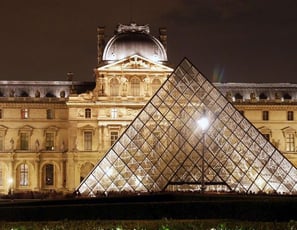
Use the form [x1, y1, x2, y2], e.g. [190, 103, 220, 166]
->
[1, 22, 297, 196]
[78, 59, 297, 196]
[0, 23, 172, 195]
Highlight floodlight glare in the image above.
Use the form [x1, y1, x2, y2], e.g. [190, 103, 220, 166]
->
[197, 116, 209, 132]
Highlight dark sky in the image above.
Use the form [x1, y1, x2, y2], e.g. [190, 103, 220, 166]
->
[0, 0, 296, 83]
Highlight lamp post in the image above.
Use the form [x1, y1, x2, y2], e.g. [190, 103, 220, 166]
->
[197, 110, 209, 193]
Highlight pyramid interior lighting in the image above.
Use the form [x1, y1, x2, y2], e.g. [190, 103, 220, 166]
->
[77, 58, 297, 196]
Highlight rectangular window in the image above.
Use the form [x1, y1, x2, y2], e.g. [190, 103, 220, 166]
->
[45, 164, 54, 186]
[20, 133, 29, 150]
[84, 131, 92, 151]
[85, 108, 91, 118]
[262, 111, 269, 121]
[20, 164, 28, 186]
[21, 108, 29, 119]
[111, 108, 118, 119]
[288, 111, 294, 121]
[0, 133, 3, 151]
[46, 109, 54, 119]
[0, 109, 2, 119]
[45, 133, 55, 151]
[110, 131, 119, 146]
[285, 133, 295, 152]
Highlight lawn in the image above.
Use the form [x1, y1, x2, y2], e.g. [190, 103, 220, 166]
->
[1, 219, 297, 230]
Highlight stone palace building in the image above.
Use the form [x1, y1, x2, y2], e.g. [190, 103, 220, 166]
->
[0, 23, 297, 195]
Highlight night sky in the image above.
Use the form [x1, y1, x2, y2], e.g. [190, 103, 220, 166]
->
[0, 0, 296, 83]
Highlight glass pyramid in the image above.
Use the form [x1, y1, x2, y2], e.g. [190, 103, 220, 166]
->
[77, 58, 297, 196]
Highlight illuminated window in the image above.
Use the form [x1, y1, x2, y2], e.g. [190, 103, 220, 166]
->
[111, 108, 118, 119]
[21, 108, 29, 119]
[85, 108, 91, 118]
[285, 133, 295, 152]
[20, 133, 29, 150]
[84, 131, 92, 151]
[45, 133, 55, 151]
[110, 131, 119, 146]
[131, 78, 140, 96]
[262, 111, 269, 121]
[288, 111, 294, 121]
[46, 109, 54, 119]
[20, 163, 28, 186]
[110, 78, 119, 96]
[45, 164, 54, 186]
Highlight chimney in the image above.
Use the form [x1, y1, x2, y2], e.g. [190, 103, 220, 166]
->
[97, 26, 105, 65]
[159, 27, 167, 52]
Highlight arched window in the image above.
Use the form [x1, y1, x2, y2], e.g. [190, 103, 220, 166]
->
[85, 108, 91, 118]
[152, 79, 161, 93]
[131, 78, 140, 96]
[19, 163, 28, 186]
[110, 78, 119, 96]
[44, 164, 54, 186]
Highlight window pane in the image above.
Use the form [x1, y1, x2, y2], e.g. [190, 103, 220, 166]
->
[20, 164, 28, 186]
[85, 108, 91, 118]
[20, 133, 29, 150]
[46, 133, 55, 151]
[111, 131, 119, 146]
[45, 164, 54, 185]
[111, 108, 118, 119]
[131, 78, 140, 96]
[0, 133, 3, 151]
[110, 78, 119, 96]
[288, 111, 294, 121]
[47, 109, 54, 119]
[262, 111, 269, 120]
[21, 109, 29, 119]
[84, 131, 92, 151]
[285, 133, 295, 152]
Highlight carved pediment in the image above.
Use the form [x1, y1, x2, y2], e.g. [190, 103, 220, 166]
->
[282, 126, 297, 135]
[97, 55, 173, 73]
[18, 125, 34, 136]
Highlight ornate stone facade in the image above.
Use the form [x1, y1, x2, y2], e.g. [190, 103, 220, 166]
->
[0, 23, 173, 194]
[0, 23, 297, 195]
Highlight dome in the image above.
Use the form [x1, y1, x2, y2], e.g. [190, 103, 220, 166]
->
[102, 24, 167, 63]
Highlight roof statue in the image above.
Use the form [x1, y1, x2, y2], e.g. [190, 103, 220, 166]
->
[115, 23, 150, 34]
[77, 58, 297, 196]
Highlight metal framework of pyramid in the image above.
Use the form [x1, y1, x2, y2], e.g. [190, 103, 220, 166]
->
[77, 58, 297, 196]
